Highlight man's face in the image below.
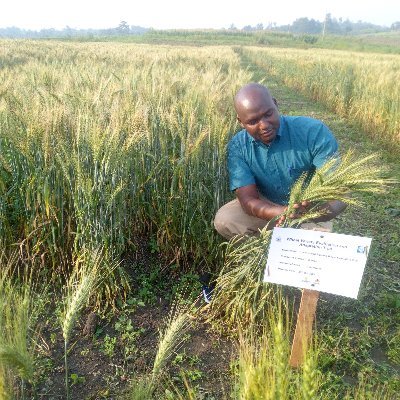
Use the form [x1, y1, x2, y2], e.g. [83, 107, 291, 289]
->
[236, 90, 280, 145]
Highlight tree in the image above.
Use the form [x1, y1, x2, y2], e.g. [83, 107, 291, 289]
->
[324, 13, 341, 34]
[391, 21, 400, 30]
[291, 17, 322, 34]
[117, 21, 130, 35]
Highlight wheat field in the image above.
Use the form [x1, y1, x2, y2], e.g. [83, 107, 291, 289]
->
[0, 39, 398, 398]
[241, 46, 400, 145]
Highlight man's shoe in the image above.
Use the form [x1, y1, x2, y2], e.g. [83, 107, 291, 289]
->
[199, 273, 214, 304]
[202, 284, 215, 304]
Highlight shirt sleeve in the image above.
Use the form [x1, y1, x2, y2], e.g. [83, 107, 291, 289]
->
[309, 122, 339, 168]
[227, 140, 255, 192]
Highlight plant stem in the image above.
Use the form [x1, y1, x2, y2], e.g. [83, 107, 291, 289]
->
[65, 340, 69, 400]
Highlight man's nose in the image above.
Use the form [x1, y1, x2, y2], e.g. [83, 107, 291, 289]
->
[260, 116, 270, 128]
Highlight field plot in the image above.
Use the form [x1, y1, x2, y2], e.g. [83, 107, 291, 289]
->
[0, 40, 399, 399]
[241, 46, 400, 150]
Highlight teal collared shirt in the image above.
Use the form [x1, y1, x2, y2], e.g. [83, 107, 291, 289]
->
[227, 115, 338, 205]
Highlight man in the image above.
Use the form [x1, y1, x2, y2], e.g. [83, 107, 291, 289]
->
[214, 82, 346, 239]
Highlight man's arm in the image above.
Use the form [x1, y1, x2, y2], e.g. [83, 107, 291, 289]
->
[236, 184, 347, 224]
[236, 184, 286, 220]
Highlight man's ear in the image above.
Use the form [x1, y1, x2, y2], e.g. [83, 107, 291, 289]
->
[273, 97, 278, 108]
[237, 116, 245, 128]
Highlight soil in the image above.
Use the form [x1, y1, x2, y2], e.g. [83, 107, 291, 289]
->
[28, 239, 235, 400]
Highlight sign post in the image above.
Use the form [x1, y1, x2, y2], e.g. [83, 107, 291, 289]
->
[264, 227, 372, 367]
[289, 288, 319, 367]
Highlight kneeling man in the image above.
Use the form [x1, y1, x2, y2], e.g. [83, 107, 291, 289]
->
[214, 83, 346, 239]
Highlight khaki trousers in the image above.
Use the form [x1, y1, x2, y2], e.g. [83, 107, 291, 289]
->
[214, 198, 333, 239]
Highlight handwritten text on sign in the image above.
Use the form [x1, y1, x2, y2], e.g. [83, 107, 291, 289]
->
[263, 228, 372, 298]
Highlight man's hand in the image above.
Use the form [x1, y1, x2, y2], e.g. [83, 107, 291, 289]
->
[275, 201, 310, 226]
[276, 200, 347, 226]
[291, 201, 311, 218]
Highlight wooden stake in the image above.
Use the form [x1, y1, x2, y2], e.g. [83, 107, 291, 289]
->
[289, 289, 320, 367]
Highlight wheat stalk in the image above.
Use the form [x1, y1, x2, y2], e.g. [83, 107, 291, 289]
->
[60, 248, 108, 400]
[299, 347, 320, 400]
[61, 252, 102, 343]
[0, 367, 10, 400]
[282, 150, 395, 227]
[0, 345, 33, 381]
[152, 300, 193, 382]
[236, 299, 292, 400]
[0, 267, 34, 382]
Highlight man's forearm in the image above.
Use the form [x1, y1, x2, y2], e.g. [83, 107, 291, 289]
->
[239, 197, 286, 220]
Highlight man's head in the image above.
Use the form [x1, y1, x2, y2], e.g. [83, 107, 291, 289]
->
[234, 83, 280, 145]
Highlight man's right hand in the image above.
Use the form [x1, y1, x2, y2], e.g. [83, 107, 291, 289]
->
[275, 201, 310, 226]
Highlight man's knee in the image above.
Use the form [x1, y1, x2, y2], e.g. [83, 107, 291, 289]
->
[213, 199, 270, 239]
[213, 206, 234, 240]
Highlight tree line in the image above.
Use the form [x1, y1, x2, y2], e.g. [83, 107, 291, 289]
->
[1, 16, 399, 39]
[0, 21, 148, 38]
[241, 14, 399, 35]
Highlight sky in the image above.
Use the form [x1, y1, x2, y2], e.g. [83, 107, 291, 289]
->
[0, 0, 398, 30]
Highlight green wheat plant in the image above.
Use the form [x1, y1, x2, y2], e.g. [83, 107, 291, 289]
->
[235, 298, 293, 400]
[129, 295, 194, 399]
[0, 39, 249, 279]
[0, 368, 11, 400]
[151, 303, 193, 382]
[0, 253, 40, 398]
[60, 248, 110, 400]
[235, 330, 295, 398]
[208, 228, 274, 328]
[282, 150, 395, 227]
[298, 345, 320, 400]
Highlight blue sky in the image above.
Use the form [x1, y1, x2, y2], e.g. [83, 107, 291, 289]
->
[1, 0, 398, 30]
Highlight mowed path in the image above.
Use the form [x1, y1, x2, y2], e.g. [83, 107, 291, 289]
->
[237, 52, 400, 384]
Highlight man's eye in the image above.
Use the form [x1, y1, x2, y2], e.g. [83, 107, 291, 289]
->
[248, 119, 258, 125]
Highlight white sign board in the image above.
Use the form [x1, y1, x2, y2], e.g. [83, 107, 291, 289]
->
[264, 228, 372, 299]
